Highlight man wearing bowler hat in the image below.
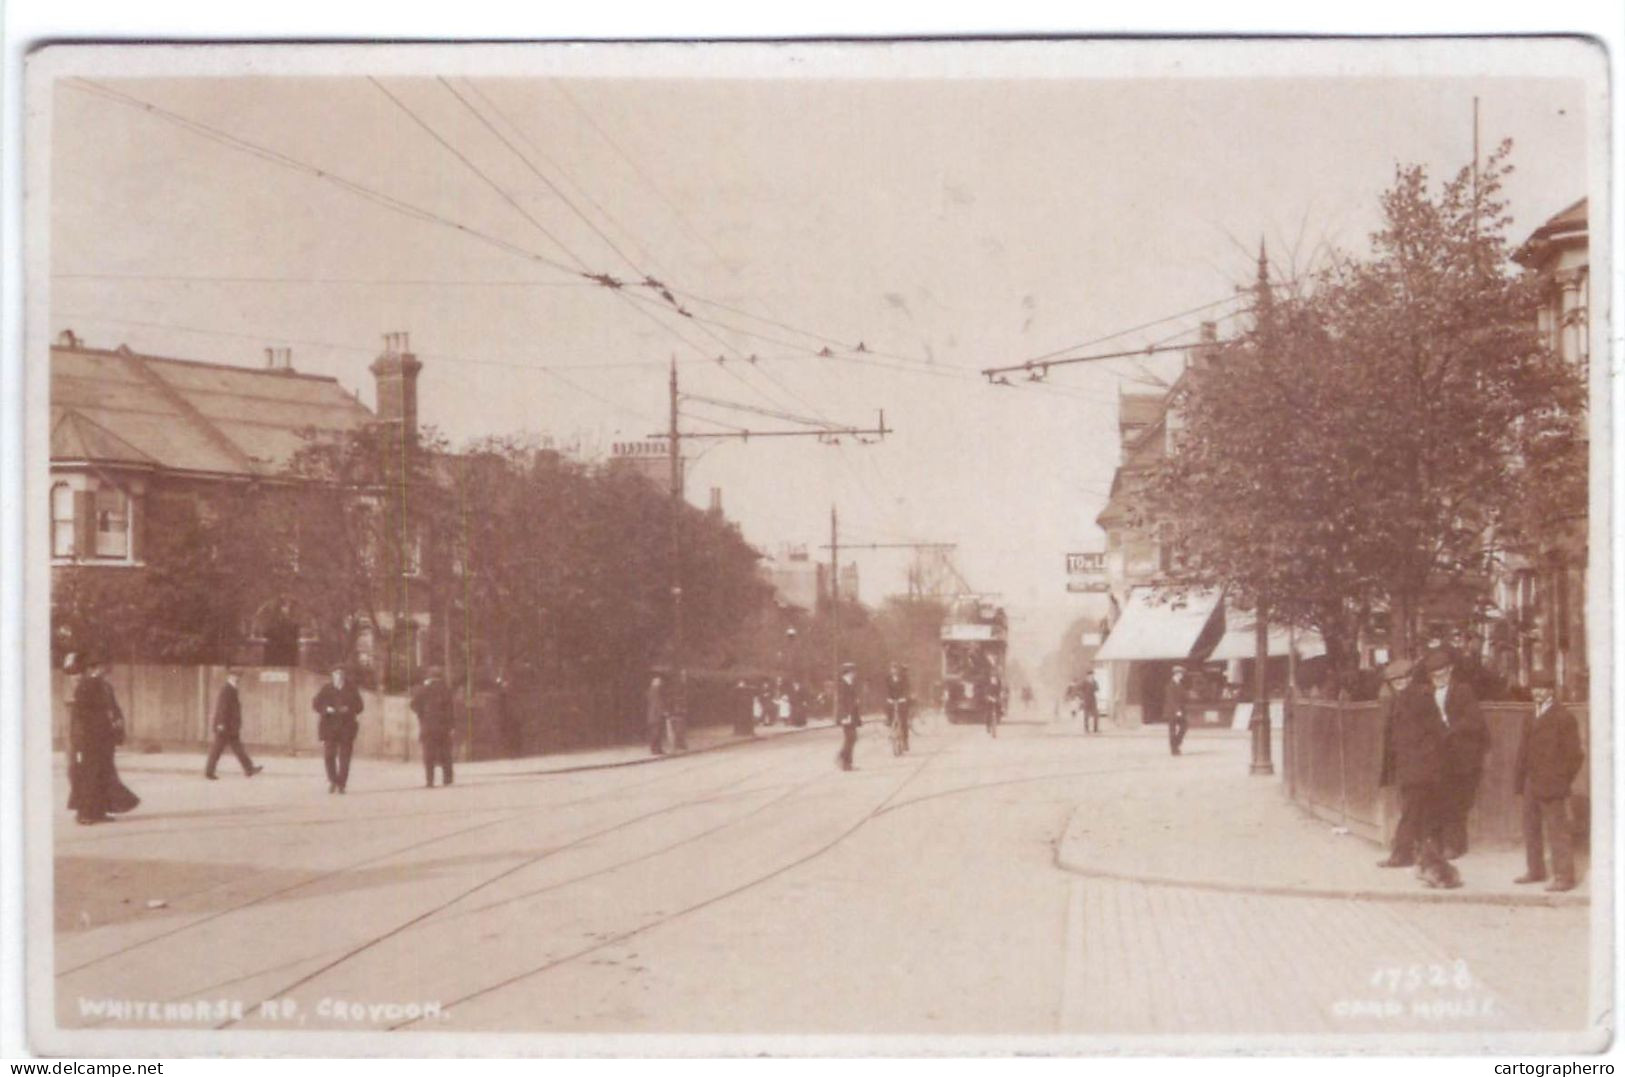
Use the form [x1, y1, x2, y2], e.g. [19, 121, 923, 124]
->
[1513, 672, 1584, 892]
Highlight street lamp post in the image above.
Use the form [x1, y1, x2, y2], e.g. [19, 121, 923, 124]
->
[1249, 604, 1275, 775]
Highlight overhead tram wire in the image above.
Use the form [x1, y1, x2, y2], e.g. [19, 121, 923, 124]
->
[368, 78, 590, 274]
[64, 77, 793, 389]
[69, 78, 924, 420]
[369, 77, 759, 386]
[66, 79, 584, 282]
[442, 77, 650, 285]
[415, 77, 822, 423]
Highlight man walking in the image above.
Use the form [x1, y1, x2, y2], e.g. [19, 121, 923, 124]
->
[835, 662, 861, 771]
[313, 666, 363, 794]
[1165, 666, 1190, 755]
[205, 668, 263, 780]
[1513, 673, 1584, 892]
[1428, 651, 1490, 859]
[412, 667, 456, 788]
[1081, 670, 1101, 734]
[647, 673, 668, 755]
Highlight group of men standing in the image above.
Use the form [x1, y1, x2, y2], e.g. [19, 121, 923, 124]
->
[1378, 649, 1583, 892]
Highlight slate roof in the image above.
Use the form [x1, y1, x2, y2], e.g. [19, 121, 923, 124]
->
[51, 341, 376, 477]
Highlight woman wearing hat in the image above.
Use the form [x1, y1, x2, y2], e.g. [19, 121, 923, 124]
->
[66, 655, 140, 824]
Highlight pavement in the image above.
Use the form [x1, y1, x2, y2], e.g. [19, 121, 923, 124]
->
[1050, 724, 1591, 907]
[101, 716, 835, 782]
[40, 709, 1600, 1049]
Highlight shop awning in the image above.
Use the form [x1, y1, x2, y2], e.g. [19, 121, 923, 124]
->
[1204, 617, 1327, 661]
[1203, 613, 1327, 661]
[1095, 587, 1222, 662]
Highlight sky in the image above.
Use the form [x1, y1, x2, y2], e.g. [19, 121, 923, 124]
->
[43, 41, 1597, 668]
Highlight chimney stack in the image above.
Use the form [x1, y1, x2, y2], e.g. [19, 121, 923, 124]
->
[264, 346, 293, 372]
[370, 330, 423, 436]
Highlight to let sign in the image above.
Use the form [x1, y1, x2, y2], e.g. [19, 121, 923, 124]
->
[1066, 552, 1105, 576]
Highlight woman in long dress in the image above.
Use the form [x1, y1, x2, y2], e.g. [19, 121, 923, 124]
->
[65, 655, 140, 823]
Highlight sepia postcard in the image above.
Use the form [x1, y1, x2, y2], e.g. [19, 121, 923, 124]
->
[18, 37, 1614, 1057]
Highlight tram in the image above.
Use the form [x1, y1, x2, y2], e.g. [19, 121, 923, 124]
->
[940, 598, 1008, 724]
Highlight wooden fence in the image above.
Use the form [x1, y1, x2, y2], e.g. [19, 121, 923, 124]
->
[1284, 698, 1591, 847]
[50, 664, 737, 762]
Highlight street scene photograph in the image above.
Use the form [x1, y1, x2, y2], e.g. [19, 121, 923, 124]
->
[21, 38, 1610, 1056]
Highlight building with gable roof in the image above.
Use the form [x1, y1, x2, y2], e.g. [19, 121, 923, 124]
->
[50, 329, 431, 672]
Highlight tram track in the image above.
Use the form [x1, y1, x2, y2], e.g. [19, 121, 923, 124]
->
[56, 742, 781, 980]
[386, 733, 952, 1030]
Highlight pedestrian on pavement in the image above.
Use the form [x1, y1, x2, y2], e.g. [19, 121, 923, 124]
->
[495, 673, 522, 759]
[1081, 670, 1101, 734]
[313, 666, 363, 794]
[205, 668, 263, 780]
[1165, 666, 1190, 755]
[835, 662, 861, 770]
[1513, 673, 1584, 892]
[412, 667, 456, 788]
[1376, 659, 1450, 874]
[67, 655, 140, 824]
[733, 679, 756, 737]
[1425, 650, 1490, 859]
[647, 673, 668, 755]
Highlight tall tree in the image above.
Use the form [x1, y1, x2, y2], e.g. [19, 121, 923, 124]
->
[1143, 144, 1586, 671]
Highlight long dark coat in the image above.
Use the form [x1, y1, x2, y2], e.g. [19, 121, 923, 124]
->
[1514, 701, 1584, 800]
[1379, 681, 1448, 789]
[1437, 679, 1490, 778]
[411, 679, 456, 742]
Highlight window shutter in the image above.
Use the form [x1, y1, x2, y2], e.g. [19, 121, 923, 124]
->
[73, 491, 95, 560]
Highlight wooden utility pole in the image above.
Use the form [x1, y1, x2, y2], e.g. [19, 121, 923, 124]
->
[668, 356, 685, 684]
[1249, 240, 1276, 777]
[830, 505, 839, 714]
[652, 362, 889, 714]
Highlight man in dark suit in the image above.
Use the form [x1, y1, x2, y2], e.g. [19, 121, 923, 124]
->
[412, 668, 456, 788]
[1427, 651, 1491, 859]
[313, 667, 364, 794]
[205, 668, 263, 779]
[835, 663, 861, 771]
[1377, 659, 1447, 868]
[1081, 671, 1101, 733]
[1165, 666, 1190, 756]
[1513, 673, 1584, 892]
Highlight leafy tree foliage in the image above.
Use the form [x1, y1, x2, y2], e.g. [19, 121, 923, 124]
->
[1143, 145, 1586, 670]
